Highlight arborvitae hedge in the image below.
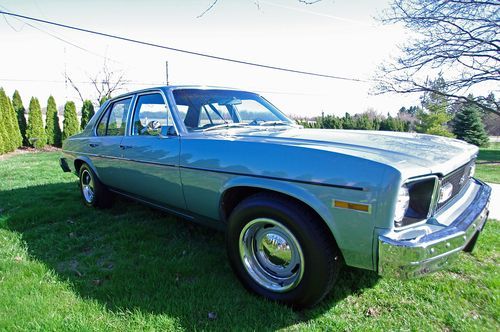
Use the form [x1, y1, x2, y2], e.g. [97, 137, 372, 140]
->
[45, 96, 62, 147]
[0, 88, 23, 153]
[12, 90, 28, 146]
[26, 97, 47, 149]
[80, 100, 95, 129]
[62, 101, 79, 141]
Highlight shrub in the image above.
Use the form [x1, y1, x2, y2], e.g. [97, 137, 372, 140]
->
[12, 90, 28, 146]
[0, 88, 23, 152]
[0, 93, 8, 154]
[26, 97, 47, 149]
[80, 100, 95, 129]
[45, 96, 62, 147]
[62, 101, 79, 141]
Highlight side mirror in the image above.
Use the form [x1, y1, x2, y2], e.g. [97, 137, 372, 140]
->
[145, 120, 162, 136]
[160, 125, 177, 137]
[147, 120, 161, 131]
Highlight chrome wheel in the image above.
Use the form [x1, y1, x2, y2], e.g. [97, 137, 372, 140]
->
[239, 218, 304, 292]
[80, 169, 95, 203]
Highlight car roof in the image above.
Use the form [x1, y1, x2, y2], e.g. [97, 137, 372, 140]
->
[110, 85, 256, 101]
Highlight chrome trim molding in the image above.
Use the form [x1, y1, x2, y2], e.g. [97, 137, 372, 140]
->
[378, 179, 491, 278]
[179, 165, 366, 191]
[63, 149, 365, 191]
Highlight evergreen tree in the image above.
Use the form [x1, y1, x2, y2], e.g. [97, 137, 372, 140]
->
[0, 123, 4, 154]
[0, 88, 22, 152]
[0, 92, 8, 154]
[26, 97, 47, 149]
[453, 99, 489, 147]
[45, 96, 62, 147]
[12, 90, 28, 146]
[380, 114, 399, 131]
[80, 100, 95, 129]
[321, 115, 342, 129]
[99, 95, 110, 106]
[416, 76, 454, 137]
[6, 93, 23, 149]
[342, 113, 354, 129]
[62, 101, 79, 141]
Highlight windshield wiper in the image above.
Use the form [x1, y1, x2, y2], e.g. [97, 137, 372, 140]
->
[202, 123, 248, 132]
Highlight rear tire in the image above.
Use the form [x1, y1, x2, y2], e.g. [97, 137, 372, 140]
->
[78, 163, 113, 208]
[226, 193, 342, 309]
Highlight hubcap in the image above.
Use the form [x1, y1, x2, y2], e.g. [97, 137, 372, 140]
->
[239, 218, 304, 292]
[81, 170, 95, 203]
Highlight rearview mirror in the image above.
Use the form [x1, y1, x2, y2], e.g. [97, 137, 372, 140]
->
[218, 97, 242, 106]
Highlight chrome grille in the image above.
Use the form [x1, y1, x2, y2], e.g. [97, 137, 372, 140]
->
[436, 160, 474, 210]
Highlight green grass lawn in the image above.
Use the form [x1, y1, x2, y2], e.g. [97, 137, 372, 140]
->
[0, 152, 499, 331]
[476, 142, 500, 183]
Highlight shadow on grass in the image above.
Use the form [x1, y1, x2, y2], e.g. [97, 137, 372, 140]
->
[0, 181, 379, 330]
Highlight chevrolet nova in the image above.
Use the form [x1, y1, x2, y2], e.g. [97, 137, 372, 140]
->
[61, 86, 491, 308]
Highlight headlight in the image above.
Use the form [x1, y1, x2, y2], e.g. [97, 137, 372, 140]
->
[394, 176, 437, 228]
[394, 185, 410, 225]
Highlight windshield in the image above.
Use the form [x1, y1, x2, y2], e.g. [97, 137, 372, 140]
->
[172, 89, 294, 131]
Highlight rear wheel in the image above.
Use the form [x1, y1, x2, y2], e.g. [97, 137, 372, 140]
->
[226, 193, 342, 308]
[78, 163, 113, 208]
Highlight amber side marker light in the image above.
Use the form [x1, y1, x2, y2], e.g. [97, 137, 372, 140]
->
[333, 200, 371, 213]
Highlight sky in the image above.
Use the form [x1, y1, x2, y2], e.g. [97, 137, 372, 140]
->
[0, 0, 420, 117]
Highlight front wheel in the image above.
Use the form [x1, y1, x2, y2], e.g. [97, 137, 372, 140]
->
[226, 193, 342, 308]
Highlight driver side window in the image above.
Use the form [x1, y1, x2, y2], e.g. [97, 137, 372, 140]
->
[132, 93, 174, 136]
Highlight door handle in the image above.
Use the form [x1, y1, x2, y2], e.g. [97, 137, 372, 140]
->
[89, 143, 99, 147]
[120, 145, 132, 150]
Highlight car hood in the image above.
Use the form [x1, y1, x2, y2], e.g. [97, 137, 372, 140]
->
[211, 127, 478, 178]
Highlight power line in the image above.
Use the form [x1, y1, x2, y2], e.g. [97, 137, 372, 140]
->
[0, 10, 367, 83]
[0, 77, 162, 86]
[0, 4, 121, 64]
[0, 78, 330, 96]
[260, 1, 373, 26]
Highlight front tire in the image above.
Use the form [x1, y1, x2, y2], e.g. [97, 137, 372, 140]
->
[226, 193, 342, 309]
[78, 163, 113, 208]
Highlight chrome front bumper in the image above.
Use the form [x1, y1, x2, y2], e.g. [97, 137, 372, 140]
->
[378, 179, 491, 278]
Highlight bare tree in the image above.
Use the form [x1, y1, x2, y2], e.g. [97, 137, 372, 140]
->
[66, 60, 127, 106]
[376, 0, 500, 116]
[197, 0, 323, 18]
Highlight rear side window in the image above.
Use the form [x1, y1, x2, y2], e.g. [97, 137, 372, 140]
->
[96, 98, 132, 136]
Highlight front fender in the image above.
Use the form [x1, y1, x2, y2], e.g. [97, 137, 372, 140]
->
[219, 176, 338, 241]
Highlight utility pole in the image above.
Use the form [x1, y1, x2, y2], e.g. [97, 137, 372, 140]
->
[165, 61, 169, 85]
[64, 47, 68, 101]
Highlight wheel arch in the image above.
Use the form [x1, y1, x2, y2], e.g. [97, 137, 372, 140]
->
[74, 156, 100, 179]
[219, 178, 342, 254]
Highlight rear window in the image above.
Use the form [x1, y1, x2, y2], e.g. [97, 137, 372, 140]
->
[96, 98, 132, 136]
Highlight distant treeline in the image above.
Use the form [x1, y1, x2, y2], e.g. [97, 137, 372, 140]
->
[295, 111, 413, 132]
[292, 77, 495, 148]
